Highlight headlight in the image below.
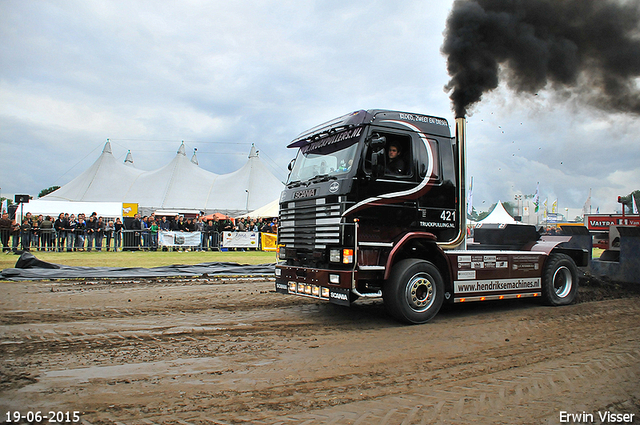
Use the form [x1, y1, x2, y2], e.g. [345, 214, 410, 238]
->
[329, 248, 341, 263]
[329, 274, 340, 284]
[275, 268, 281, 276]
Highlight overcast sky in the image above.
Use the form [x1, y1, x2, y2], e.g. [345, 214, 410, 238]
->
[1, 0, 638, 218]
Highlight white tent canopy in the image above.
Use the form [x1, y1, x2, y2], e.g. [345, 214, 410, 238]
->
[123, 143, 220, 211]
[44, 142, 283, 217]
[240, 198, 279, 218]
[478, 201, 516, 224]
[45, 142, 144, 202]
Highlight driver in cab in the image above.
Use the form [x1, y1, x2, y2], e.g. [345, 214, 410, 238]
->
[386, 142, 405, 175]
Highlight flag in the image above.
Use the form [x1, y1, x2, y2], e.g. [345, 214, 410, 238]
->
[582, 188, 592, 216]
[533, 183, 539, 213]
[466, 177, 473, 216]
[552, 199, 558, 213]
[543, 198, 548, 218]
[633, 194, 639, 214]
[0, 199, 7, 215]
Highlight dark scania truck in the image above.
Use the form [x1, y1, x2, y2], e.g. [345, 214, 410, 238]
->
[275, 110, 589, 324]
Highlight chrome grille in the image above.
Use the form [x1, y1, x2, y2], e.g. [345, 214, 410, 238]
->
[279, 198, 342, 249]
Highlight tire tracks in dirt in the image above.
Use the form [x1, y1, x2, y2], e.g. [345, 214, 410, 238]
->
[0, 279, 638, 424]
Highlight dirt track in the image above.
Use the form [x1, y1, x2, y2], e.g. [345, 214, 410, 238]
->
[1, 277, 639, 425]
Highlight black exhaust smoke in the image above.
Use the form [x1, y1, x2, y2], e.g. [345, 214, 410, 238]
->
[442, 0, 640, 118]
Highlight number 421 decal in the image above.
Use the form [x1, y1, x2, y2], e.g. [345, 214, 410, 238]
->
[440, 210, 456, 222]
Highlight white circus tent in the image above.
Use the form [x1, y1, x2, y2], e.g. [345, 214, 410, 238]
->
[239, 198, 279, 218]
[122, 143, 220, 211]
[43, 141, 283, 217]
[44, 141, 144, 202]
[478, 201, 516, 224]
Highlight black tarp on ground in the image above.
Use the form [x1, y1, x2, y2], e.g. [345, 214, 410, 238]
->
[1, 252, 275, 281]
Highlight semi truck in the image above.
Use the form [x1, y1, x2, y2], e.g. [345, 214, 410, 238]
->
[275, 110, 590, 324]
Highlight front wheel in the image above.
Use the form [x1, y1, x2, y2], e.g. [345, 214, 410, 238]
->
[541, 253, 579, 306]
[383, 259, 444, 324]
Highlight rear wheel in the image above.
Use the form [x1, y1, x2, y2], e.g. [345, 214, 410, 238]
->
[542, 253, 578, 306]
[383, 259, 444, 324]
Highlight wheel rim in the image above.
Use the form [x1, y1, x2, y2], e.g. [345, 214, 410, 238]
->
[553, 266, 573, 298]
[405, 272, 435, 312]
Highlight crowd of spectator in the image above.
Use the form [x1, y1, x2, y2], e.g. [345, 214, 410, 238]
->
[0, 210, 278, 253]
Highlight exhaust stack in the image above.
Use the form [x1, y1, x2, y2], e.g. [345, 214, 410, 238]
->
[456, 117, 468, 250]
[439, 117, 468, 250]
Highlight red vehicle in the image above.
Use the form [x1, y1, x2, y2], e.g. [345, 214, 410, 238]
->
[275, 110, 590, 324]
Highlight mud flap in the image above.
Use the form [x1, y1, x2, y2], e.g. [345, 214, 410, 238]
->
[328, 287, 351, 306]
[275, 281, 288, 294]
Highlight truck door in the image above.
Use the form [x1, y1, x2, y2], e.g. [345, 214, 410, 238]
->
[356, 128, 421, 240]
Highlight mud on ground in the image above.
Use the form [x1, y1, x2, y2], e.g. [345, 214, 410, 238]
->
[0, 276, 639, 424]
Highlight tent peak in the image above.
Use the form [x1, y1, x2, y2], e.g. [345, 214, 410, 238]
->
[191, 148, 198, 165]
[177, 141, 186, 156]
[103, 140, 112, 154]
[249, 144, 259, 158]
[124, 150, 134, 165]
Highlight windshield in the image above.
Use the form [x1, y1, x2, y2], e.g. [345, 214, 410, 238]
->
[287, 130, 362, 184]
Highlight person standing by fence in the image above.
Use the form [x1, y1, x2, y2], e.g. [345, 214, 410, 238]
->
[0, 212, 13, 252]
[196, 216, 205, 251]
[149, 219, 158, 251]
[114, 218, 124, 251]
[19, 218, 31, 251]
[75, 214, 86, 250]
[66, 214, 77, 252]
[95, 217, 105, 251]
[31, 214, 41, 250]
[20, 212, 33, 250]
[85, 215, 97, 251]
[40, 215, 54, 251]
[54, 213, 66, 252]
[104, 219, 114, 251]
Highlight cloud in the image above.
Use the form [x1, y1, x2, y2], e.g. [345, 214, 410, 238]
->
[0, 0, 637, 217]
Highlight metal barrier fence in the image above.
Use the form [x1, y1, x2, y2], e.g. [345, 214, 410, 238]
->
[0, 229, 239, 252]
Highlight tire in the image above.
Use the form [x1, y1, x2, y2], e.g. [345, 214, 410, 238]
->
[383, 259, 444, 324]
[541, 253, 578, 306]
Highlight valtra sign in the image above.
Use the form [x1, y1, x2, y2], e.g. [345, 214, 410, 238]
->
[585, 214, 640, 231]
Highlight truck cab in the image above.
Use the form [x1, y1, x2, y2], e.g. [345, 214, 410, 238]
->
[276, 109, 588, 324]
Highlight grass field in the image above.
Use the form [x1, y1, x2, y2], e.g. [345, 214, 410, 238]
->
[0, 249, 277, 271]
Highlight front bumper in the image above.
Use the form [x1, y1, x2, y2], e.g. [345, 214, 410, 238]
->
[275, 264, 354, 306]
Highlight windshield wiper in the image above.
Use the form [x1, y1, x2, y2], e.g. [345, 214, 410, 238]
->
[287, 180, 303, 188]
[308, 174, 338, 184]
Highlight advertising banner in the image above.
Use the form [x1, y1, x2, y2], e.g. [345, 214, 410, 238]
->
[261, 232, 278, 251]
[158, 231, 202, 247]
[222, 232, 259, 248]
[123, 203, 138, 217]
[585, 214, 640, 231]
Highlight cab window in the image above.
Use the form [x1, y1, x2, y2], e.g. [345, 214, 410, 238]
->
[383, 133, 409, 176]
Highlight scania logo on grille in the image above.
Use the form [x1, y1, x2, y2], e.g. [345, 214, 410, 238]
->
[293, 188, 317, 199]
[329, 181, 339, 193]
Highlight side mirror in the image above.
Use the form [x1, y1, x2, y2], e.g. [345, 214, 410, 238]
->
[371, 151, 385, 178]
[369, 133, 386, 151]
[368, 134, 386, 178]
